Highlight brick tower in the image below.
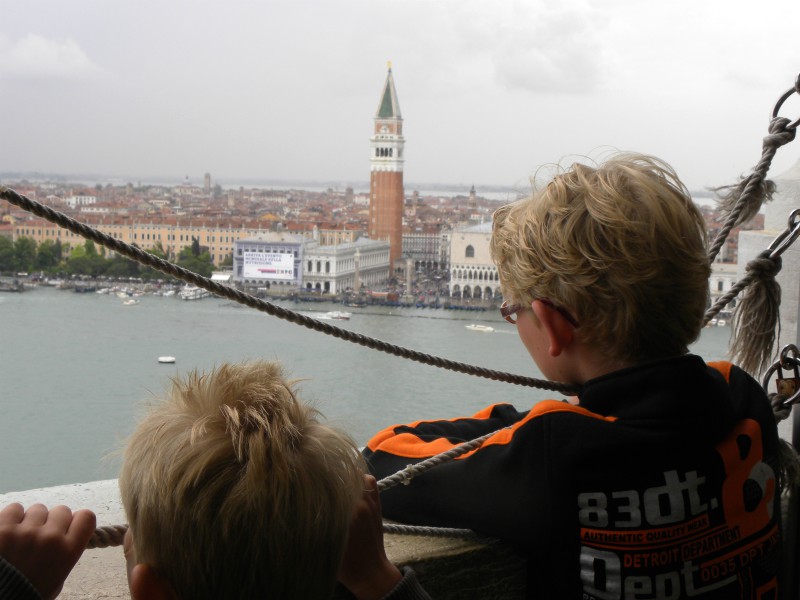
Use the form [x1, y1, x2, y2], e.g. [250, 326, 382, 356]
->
[369, 64, 405, 272]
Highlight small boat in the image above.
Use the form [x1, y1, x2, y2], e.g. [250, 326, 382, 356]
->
[179, 285, 211, 301]
[122, 298, 140, 306]
[327, 311, 352, 320]
[158, 356, 176, 364]
[465, 324, 494, 333]
[717, 319, 727, 327]
[311, 311, 353, 321]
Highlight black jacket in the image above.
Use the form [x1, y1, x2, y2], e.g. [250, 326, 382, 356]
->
[365, 356, 782, 599]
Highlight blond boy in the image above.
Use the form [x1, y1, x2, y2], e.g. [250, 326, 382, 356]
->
[0, 361, 430, 599]
[365, 154, 783, 598]
[119, 360, 428, 600]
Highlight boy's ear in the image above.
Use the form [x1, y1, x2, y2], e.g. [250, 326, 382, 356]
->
[531, 299, 575, 357]
[129, 563, 179, 600]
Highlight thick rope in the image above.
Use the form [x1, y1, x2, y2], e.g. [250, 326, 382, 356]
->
[706, 209, 800, 374]
[702, 222, 797, 327]
[708, 116, 796, 263]
[703, 250, 782, 329]
[87, 387, 800, 550]
[87, 525, 128, 549]
[704, 77, 800, 375]
[0, 186, 577, 396]
[383, 523, 485, 540]
[377, 429, 505, 493]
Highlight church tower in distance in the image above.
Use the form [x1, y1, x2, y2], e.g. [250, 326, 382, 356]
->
[369, 64, 405, 273]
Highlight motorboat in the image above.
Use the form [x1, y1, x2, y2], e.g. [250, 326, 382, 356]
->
[122, 298, 140, 306]
[311, 311, 353, 321]
[179, 285, 211, 300]
[158, 356, 176, 364]
[327, 311, 352, 320]
[465, 324, 494, 333]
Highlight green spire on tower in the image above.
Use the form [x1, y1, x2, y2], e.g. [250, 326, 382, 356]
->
[376, 64, 402, 120]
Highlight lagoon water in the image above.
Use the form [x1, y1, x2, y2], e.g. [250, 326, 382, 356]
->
[0, 286, 736, 494]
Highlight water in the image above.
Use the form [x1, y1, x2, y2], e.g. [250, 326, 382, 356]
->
[0, 287, 736, 494]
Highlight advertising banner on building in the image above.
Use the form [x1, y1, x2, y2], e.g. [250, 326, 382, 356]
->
[242, 252, 294, 280]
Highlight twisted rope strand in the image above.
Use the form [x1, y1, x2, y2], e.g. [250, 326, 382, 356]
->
[87, 525, 128, 549]
[0, 186, 577, 395]
[707, 117, 796, 263]
[703, 263, 763, 324]
[383, 523, 485, 539]
[85, 522, 484, 547]
[377, 429, 505, 493]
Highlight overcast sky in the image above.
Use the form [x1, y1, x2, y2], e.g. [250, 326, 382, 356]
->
[1, 0, 799, 192]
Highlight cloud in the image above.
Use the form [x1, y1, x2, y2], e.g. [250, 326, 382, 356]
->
[451, 0, 606, 94]
[0, 34, 103, 80]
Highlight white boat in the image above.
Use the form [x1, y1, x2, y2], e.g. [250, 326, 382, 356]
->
[717, 319, 727, 327]
[179, 285, 211, 301]
[465, 324, 494, 333]
[122, 299, 140, 306]
[327, 311, 352, 320]
[163, 290, 176, 297]
[311, 311, 353, 321]
[158, 356, 176, 364]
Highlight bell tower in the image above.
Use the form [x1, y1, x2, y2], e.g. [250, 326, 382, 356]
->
[369, 63, 405, 272]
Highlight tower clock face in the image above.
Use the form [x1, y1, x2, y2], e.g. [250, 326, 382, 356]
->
[381, 125, 389, 133]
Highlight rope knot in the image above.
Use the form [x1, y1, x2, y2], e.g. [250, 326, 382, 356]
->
[770, 392, 792, 423]
[745, 251, 782, 279]
[763, 116, 797, 148]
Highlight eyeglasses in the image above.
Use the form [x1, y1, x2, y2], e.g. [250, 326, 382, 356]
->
[500, 299, 580, 328]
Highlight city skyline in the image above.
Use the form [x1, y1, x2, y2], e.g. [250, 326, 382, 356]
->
[1, 0, 800, 192]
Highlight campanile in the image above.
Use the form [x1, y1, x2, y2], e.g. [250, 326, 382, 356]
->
[369, 64, 405, 272]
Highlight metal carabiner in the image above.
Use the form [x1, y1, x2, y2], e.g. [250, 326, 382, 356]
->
[767, 208, 800, 260]
[762, 344, 800, 407]
[771, 73, 800, 130]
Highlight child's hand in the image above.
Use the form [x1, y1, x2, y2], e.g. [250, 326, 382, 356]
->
[0, 503, 96, 600]
[338, 475, 403, 600]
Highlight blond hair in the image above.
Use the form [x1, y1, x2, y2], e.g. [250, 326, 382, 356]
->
[119, 361, 364, 600]
[491, 153, 710, 364]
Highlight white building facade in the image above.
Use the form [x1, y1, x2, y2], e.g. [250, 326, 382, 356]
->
[65, 195, 97, 209]
[303, 238, 390, 294]
[448, 221, 501, 300]
[709, 261, 739, 308]
[402, 227, 443, 272]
